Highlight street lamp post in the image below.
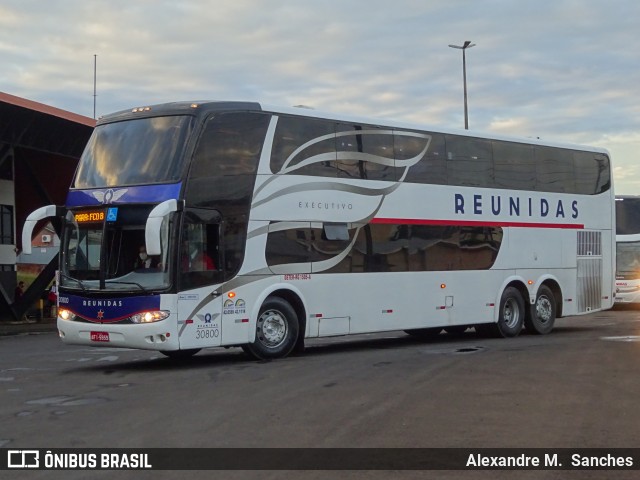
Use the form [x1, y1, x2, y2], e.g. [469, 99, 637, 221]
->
[448, 40, 475, 130]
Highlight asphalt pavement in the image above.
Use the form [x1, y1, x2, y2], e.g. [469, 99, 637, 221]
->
[0, 316, 57, 336]
[2, 307, 639, 480]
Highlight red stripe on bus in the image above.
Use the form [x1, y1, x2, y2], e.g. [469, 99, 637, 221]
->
[371, 218, 585, 229]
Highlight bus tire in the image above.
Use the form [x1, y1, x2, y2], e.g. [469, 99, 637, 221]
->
[525, 285, 556, 335]
[496, 287, 525, 337]
[161, 348, 200, 360]
[244, 297, 299, 360]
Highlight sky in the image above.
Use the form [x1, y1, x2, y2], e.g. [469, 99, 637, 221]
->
[2, 0, 639, 193]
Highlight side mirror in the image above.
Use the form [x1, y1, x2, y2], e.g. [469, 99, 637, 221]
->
[145, 200, 178, 255]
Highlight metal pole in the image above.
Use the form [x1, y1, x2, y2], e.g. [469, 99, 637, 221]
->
[93, 54, 97, 119]
[448, 41, 475, 130]
[462, 48, 468, 130]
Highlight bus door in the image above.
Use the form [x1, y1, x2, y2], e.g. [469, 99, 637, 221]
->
[176, 208, 225, 350]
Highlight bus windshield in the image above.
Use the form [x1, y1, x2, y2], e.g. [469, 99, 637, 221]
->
[616, 197, 640, 235]
[60, 206, 172, 291]
[616, 241, 640, 279]
[74, 115, 194, 188]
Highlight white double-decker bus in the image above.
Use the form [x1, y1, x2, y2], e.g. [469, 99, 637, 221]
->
[615, 196, 640, 304]
[22, 101, 615, 359]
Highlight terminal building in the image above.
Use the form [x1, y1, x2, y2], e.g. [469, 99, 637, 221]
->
[0, 92, 95, 321]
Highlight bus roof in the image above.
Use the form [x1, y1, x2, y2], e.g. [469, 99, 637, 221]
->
[98, 100, 610, 156]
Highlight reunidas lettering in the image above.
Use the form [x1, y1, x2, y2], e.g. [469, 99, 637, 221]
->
[82, 300, 124, 307]
[454, 193, 578, 220]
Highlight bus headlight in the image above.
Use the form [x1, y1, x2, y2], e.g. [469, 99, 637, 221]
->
[130, 310, 170, 324]
[59, 308, 76, 321]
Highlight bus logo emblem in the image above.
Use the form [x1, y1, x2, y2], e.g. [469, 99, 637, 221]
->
[196, 313, 220, 324]
[92, 188, 128, 204]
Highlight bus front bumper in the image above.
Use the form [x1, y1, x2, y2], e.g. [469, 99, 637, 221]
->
[57, 317, 180, 351]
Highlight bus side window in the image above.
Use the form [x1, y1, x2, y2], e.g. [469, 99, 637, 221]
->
[535, 146, 575, 193]
[493, 141, 535, 191]
[271, 116, 337, 176]
[179, 209, 222, 290]
[400, 132, 445, 185]
[335, 124, 396, 181]
[445, 135, 493, 188]
[191, 113, 268, 177]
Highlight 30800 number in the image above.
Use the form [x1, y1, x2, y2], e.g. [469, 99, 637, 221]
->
[196, 328, 219, 339]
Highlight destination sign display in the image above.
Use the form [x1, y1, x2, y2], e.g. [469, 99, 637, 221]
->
[74, 210, 105, 223]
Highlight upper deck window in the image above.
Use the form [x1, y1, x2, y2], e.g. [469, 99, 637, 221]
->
[74, 115, 194, 188]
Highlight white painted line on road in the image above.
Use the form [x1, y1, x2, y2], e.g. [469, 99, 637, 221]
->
[78, 347, 131, 354]
[97, 355, 119, 362]
[600, 335, 640, 342]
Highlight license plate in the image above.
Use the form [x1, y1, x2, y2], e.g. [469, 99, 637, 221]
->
[90, 331, 110, 342]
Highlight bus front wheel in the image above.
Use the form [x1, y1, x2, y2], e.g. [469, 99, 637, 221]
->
[525, 285, 556, 335]
[243, 297, 299, 360]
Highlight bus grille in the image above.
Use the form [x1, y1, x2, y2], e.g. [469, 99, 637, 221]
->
[577, 230, 602, 256]
[576, 231, 602, 312]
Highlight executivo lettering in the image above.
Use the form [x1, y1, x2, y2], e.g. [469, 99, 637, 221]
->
[298, 201, 353, 210]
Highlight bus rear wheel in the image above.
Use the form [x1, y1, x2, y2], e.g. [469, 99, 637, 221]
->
[525, 285, 556, 335]
[496, 287, 525, 337]
[243, 297, 299, 360]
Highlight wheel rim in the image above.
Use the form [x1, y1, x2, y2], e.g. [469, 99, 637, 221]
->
[502, 297, 520, 328]
[536, 295, 553, 323]
[257, 309, 288, 348]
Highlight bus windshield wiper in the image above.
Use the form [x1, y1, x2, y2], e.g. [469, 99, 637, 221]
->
[105, 280, 149, 293]
[60, 272, 87, 291]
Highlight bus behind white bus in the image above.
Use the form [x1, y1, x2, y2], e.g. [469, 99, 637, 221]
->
[615, 196, 640, 305]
